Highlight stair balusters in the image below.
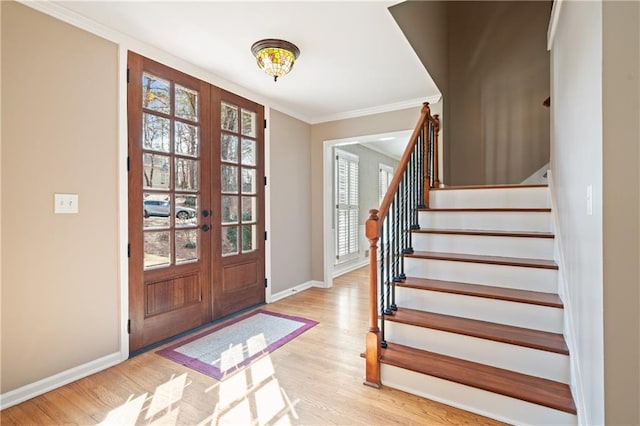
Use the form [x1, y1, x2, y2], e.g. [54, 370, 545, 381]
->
[364, 102, 440, 387]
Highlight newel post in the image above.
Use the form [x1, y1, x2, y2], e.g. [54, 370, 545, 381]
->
[364, 209, 381, 388]
[433, 114, 441, 188]
[423, 103, 431, 209]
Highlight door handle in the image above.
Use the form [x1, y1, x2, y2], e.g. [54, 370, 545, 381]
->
[201, 224, 211, 232]
[202, 209, 212, 218]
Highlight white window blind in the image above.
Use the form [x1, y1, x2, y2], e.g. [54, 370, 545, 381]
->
[335, 149, 359, 263]
[379, 163, 395, 205]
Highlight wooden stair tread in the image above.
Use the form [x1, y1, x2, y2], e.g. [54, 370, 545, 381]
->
[405, 251, 559, 270]
[419, 207, 551, 212]
[380, 342, 576, 415]
[431, 184, 548, 191]
[387, 307, 569, 354]
[399, 277, 563, 308]
[414, 228, 554, 239]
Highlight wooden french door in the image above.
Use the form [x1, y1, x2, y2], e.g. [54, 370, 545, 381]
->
[127, 53, 265, 352]
[211, 88, 265, 319]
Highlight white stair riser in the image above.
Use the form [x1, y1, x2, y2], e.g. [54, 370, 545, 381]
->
[395, 287, 563, 333]
[404, 258, 558, 293]
[381, 364, 577, 426]
[385, 321, 570, 383]
[419, 211, 552, 232]
[412, 233, 555, 260]
[430, 187, 550, 209]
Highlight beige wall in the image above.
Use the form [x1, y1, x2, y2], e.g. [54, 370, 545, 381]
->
[1, 2, 119, 393]
[602, 2, 640, 424]
[269, 110, 312, 294]
[389, 1, 450, 183]
[552, 2, 640, 423]
[551, 2, 604, 423]
[448, 1, 551, 185]
[310, 107, 420, 282]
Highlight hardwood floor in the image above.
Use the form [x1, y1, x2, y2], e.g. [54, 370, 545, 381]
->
[1, 267, 503, 425]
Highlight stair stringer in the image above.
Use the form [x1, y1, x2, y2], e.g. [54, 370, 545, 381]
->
[548, 171, 586, 425]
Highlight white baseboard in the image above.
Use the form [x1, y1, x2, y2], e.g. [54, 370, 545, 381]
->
[268, 280, 324, 303]
[0, 351, 123, 410]
[332, 258, 368, 278]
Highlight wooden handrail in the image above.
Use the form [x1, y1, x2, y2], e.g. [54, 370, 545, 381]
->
[375, 103, 431, 226]
[363, 102, 440, 387]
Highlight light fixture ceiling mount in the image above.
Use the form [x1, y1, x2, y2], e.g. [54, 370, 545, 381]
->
[251, 39, 300, 82]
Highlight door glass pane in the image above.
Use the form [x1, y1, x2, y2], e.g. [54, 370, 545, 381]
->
[242, 224, 256, 253]
[241, 139, 256, 166]
[142, 73, 170, 114]
[175, 122, 199, 157]
[143, 154, 170, 190]
[175, 158, 199, 191]
[221, 165, 238, 193]
[175, 84, 198, 122]
[241, 196, 256, 223]
[176, 229, 199, 264]
[144, 231, 171, 269]
[222, 196, 239, 224]
[221, 102, 239, 132]
[241, 109, 256, 137]
[241, 168, 256, 194]
[143, 113, 170, 152]
[222, 226, 239, 256]
[175, 194, 198, 227]
[143, 193, 170, 228]
[221, 134, 238, 163]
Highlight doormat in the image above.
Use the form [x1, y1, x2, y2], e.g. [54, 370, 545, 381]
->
[156, 309, 317, 381]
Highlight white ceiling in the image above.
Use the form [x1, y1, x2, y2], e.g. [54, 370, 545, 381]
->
[55, 1, 440, 124]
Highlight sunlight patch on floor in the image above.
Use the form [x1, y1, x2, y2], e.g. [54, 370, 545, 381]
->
[99, 393, 147, 425]
[99, 333, 302, 425]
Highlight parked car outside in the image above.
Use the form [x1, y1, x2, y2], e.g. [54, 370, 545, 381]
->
[143, 199, 197, 219]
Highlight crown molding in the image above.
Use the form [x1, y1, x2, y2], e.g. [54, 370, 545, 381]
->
[19, 1, 437, 126]
[17, 1, 315, 124]
[309, 94, 441, 125]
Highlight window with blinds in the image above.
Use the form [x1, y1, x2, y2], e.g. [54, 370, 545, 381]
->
[379, 163, 395, 204]
[335, 149, 359, 263]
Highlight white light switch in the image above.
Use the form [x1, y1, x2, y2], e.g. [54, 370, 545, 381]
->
[586, 185, 593, 216]
[54, 193, 79, 214]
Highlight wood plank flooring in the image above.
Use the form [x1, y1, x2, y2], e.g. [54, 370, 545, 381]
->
[1, 267, 503, 425]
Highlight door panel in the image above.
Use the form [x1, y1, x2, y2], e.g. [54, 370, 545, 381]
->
[128, 52, 212, 352]
[212, 88, 265, 319]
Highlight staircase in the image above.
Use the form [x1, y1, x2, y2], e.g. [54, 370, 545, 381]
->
[378, 184, 577, 425]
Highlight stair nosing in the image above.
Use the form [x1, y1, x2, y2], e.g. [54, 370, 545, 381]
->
[419, 207, 551, 212]
[405, 251, 559, 270]
[431, 184, 548, 191]
[386, 307, 569, 355]
[380, 342, 577, 415]
[413, 228, 555, 239]
[398, 277, 563, 308]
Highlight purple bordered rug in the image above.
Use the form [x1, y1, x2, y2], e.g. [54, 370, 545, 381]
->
[156, 309, 317, 381]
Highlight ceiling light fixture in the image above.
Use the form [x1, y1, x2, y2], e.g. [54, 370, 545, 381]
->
[251, 39, 300, 82]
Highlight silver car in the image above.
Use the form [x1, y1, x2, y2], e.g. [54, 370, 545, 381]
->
[143, 199, 197, 219]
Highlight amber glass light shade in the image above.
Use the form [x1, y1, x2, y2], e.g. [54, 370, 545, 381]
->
[251, 39, 300, 82]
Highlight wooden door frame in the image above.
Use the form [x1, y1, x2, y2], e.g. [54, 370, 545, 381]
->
[114, 48, 274, 357]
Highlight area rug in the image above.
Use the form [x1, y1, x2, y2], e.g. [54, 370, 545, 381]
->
[156, 309, 317, 380]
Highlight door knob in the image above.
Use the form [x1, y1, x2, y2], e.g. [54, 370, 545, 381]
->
[201, 224, 211, 232]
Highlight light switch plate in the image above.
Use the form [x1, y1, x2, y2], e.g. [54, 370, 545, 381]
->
[54, 193, 79, 214]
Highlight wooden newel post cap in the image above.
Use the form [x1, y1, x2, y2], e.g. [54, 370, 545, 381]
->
[368, 209, 379, 221]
